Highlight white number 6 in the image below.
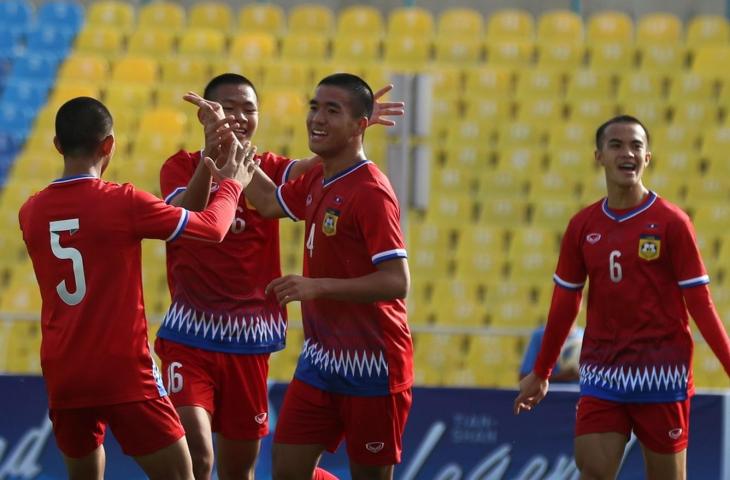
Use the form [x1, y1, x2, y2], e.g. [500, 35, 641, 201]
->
[609, 250, 622, 283]
[49, 219, 86, 306]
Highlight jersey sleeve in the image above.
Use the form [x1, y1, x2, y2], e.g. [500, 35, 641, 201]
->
[553, 215, 587, 291]
[260, 152, 297, 187]
[276, 168, 311, 222]
[160, 150, 197, 204]
[668, 214, 709, 288]
[129, 185, 190, 241]
[354, 186, 407, 265]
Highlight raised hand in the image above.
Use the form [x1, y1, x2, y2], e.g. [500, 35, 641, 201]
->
[204, 140, 257, 188]
[369, 84, 405, 127]
[183, 92, 238, 162]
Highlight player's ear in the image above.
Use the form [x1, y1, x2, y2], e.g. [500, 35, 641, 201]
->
[356, 116, 368, 135]
[53, 136, 63, 155]
[644, 150, 652, 167]
[98, 134, 115, 157]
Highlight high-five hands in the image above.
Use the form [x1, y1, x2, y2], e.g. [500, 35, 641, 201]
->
[204, 140, 258, 188]
[183, 91, 237, 164]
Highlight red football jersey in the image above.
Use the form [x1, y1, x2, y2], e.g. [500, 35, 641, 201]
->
[19, 174, 241, 409]
[158, 150, 295, 353]
[554, 192, 708, 402]
[277, 161, 413, 396]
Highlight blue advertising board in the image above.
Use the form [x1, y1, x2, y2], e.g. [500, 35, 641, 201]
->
[0, 376, 727, 479]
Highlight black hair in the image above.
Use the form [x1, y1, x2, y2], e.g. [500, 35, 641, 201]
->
[595, 115, 650, 150]
[317, 73, 374, 120]
[203, 73, 258, 100]
[55, 96, 113, 157]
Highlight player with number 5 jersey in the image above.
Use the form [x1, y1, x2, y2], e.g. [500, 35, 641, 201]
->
[18, 97, 256, 479]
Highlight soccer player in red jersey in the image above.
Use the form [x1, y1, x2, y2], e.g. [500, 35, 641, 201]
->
[154, 73, 405, 480]
[242, 73, 412, 480]
[514, 115, 730, 479]
[18, 96, 256, 479]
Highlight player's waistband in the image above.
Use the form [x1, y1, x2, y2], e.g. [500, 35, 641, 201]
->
[579, 362, 690, 403]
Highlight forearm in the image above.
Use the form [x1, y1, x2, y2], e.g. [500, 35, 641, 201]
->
[685, 285, 730, 377]
[533, 286, 582, 379]
[170, 158, 213, 210]
[181, 179, 241, 242]
[244, 166, 285, 218]
[313, 267, 409, 303]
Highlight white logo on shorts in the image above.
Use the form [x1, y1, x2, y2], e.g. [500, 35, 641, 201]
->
[668, 428, 683, 439]
[255, 413, 268, 424]
[365, 442, 384, 453]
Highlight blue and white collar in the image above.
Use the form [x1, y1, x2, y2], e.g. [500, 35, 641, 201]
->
[601, 191, 657, 222]
[51, 173, 98, 185]
[322, 160, 371, 188]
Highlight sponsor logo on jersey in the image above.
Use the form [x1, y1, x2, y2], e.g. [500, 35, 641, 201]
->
[306, 194, 313, 206]
[366, 441, 385, 453]
[211, 182, 220, 193]
[255, 412, 268, 424]
[647, 223, 659, 229]
[638, 234, 661, 260]
[586, 233, 601, 244]
[322, 208, 340, 236]
[668, 427, 682, 439]
[334, 195, 343, 205]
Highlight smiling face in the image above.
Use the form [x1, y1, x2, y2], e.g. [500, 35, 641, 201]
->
[306, 85, 367, 158]
[595, 121, 651, 190]
[207, 82, 259, 143]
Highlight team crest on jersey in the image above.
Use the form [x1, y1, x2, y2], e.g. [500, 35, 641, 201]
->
[322, 208, 340, 236]
[638, 234, 661, 260]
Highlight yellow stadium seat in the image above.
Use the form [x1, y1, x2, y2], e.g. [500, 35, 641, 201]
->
[496, 122, 543, 148]
[497, 146, 544, 174]
[637, 13, 683, 45]
[428, 65, 462, 92]
[486, 9, 535, 42]
[5, 320, 42, 374]
[288, 4, 335, 34]
[126, 29, 176, 59]
[529, 170, 580, 201]
[486, 40, 535, 67]
[671, 100, 719, 125]
[259, 61, 311, 92]
[488, 299, 543, 328]
[49, 81, 101, 106]
[159, 57, 210, 87]
[110, 55, 158, 85]
[387, 7, 434, 37]
[74, 26, 125, 56]
[259, 87, 307, 118]
[565, 69, 614, 99]
[463, 97, 513, 125]
[686, 15, 729, 47]
[425, 192, 477, 224]
[139, 1, 185, 31]
[692, 199, 730, 232]
[336, 5, 384, 37]
[693, 342, 730, 389]
[104, 84, 154, 112]
[476, 168, 528, 198]
[536, 42, 585, 73]
[648, 149, 701, 177]
[457, 225, 506, 256]
[515, 69, 563, 98]
[619, 99, 668, 126]
[537, 10, 583, 43]
[434, 37, 483, 65]
[653, 124, 701, 151]
[431, 165, 476, 194]
[410, 244, 452, 278]
[239, 3, 285, 34]
[229, 32, 277, 62]
[508, 249, 557, 283]
[189, 2, 233, 31]
[463, 66, 514, 95]
[638, 44, 687, 73]
[453, 249, 504, 283]
[704, 150, 730, 176]
[640, 170, 684, 202]
[431, 298, 486, 327]
[531, 199, 578, 230]
[281, 33, 330, 61]
[516, 98, 564, 125]
[138, 108, 188, 137]
[466, 336, 524, 385]
[508, 227, 560, 259]
[437, 8, 484, 38]
[408, 220, 452, 253]
[616, 72, 665, 100]
[586, 11, 633, 45]
[178, 28, 226, 58]
[692, 45, 730, 78]
[445, 145, 493, 171]
[332, 35, 380, 64]
[87, 0, 134, 30]
[384, 35, 431, 71]
[445, 118, 490, 147]
[667, 72, 715, 101]
[567, 98, 618, 125]
[588, 42, 636, 72]
[58, 53, 109, 83]
[156, 83, 195, 109]
[478, 197, 529, 227]
[547, 122, 594, 148]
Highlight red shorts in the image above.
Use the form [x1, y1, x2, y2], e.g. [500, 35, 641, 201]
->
[49, 396, 184, 458]
[575, 395, 691, 454]
[155, 338, 270, 440]
[274, 378, 412, 466]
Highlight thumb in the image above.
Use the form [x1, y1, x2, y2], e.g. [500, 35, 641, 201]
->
[203, 156, 221, 177]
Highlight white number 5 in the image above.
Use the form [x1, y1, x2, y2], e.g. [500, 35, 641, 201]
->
[49, 219, 86, 306]
[609, 250, 622, 283]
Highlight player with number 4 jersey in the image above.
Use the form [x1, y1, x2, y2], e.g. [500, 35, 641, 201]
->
[514, 115, 730, 480]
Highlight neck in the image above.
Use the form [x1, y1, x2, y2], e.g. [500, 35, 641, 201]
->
[62, 157, 104, 179]
[605, 182, 649, 210]
[321, 148, 367, 179]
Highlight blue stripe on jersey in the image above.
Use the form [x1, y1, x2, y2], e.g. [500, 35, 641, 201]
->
[322, 160, 371, 188]
[156, 301, 287, 353]
[553, 273, 585, 290]
[579, 362, 689, 403]
[164, 187, 186, 204]
[372, 248, 407, 264]
[678, 274, 710, 288]
[601, 191, 657, 222]
[167, 209, 189, 242]
[51, 174, 96, 184]
[293, 338, 391, 396]
[275, 186, 299, 221]
[282, 160, 297, 183]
